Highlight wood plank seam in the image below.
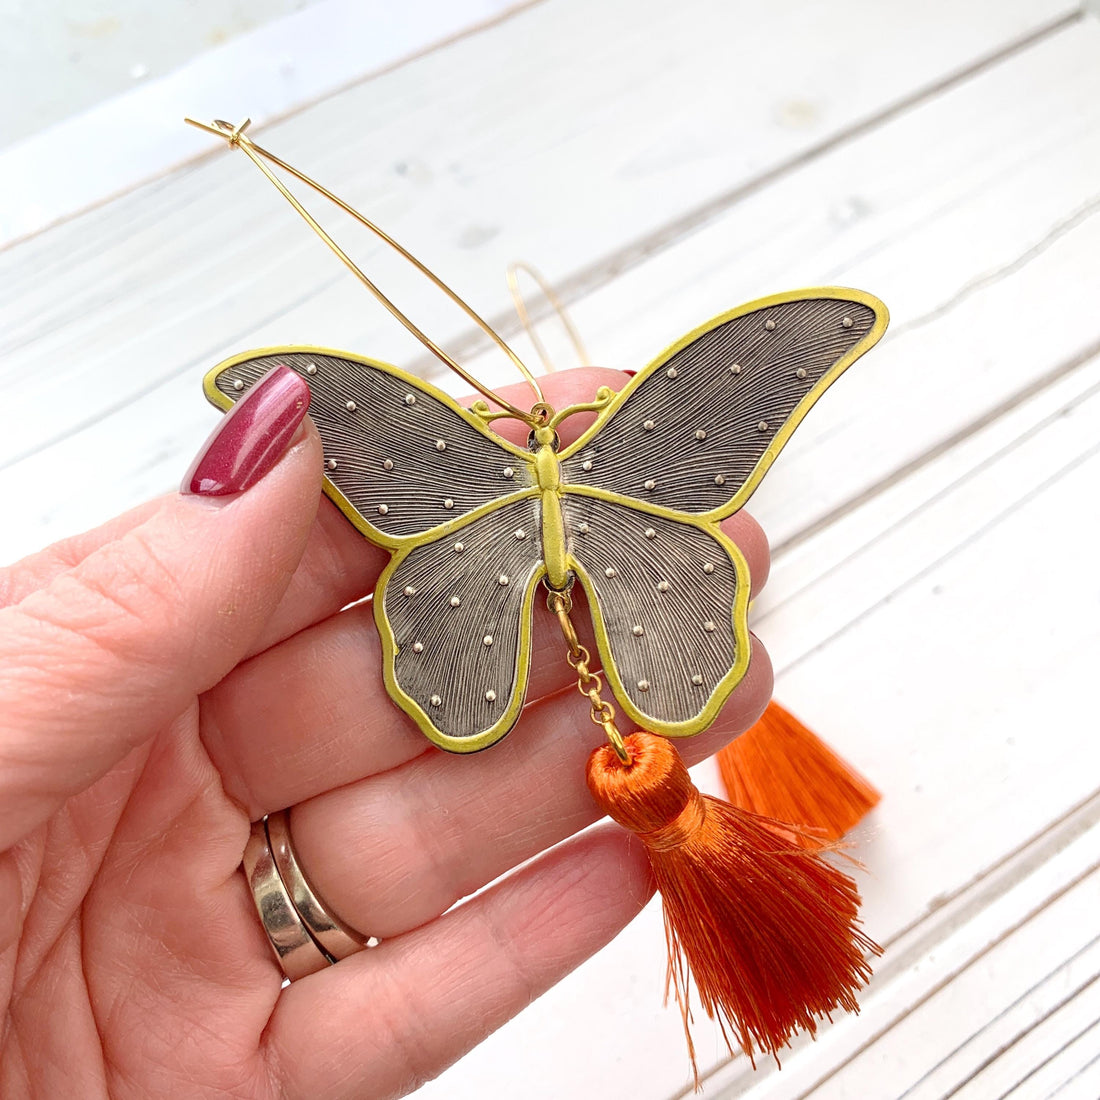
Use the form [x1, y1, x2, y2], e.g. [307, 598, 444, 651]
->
[993, 1018, 1100, 1100]
[788, 859, 1100, 1100]
[1051, 1051, 1100, 1098]
[434, 11, 1086, 372]
[900, 936, 1100, 1098]
[768, 379, 1100, 677]
[684, 791, 1100, 1097]
[950, 978, 1100, 1098]
[771, 330, 1100, 559]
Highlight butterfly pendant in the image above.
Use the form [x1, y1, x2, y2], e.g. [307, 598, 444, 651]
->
[204, 287, 887, 753]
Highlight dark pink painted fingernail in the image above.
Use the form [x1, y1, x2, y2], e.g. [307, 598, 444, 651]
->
[182, 366, 310, 496]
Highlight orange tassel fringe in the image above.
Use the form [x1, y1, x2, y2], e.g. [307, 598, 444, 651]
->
[587, 732, 880, 1074]
[717, 700, 881, 844]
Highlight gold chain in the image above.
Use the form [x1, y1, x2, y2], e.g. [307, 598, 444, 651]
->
[547, 589, 631, 764]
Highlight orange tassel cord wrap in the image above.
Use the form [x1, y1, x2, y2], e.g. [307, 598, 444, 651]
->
[717, 700, 881, 844]
[587, 731, 880, 1071]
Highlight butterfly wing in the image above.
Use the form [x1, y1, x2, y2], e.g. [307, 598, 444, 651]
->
[204, 347, 541, 752]
[562, 495, 750, 735]
[558, 288, 887, 517]
[559, 288, 888, 736]
[378, 496, 546, 751]
[204, 347, 534, 545]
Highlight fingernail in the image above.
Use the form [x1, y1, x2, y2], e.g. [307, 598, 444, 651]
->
[182, 366, 310, 496]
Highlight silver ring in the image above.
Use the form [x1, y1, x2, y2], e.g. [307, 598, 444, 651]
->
[266, 808, 368, 961]
[241, 817, 331, 980]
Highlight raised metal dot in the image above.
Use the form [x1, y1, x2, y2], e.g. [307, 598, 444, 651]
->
[605, 567, 617, 579]
[666, 366, 678, 379]
[704, 620, 717, 633]
[232, 378, 244, 391]
[758, 420, 769, 432]
[404, 393, 417, 406]
[503, 466, 515, 479]
[412, 641, 424, 653]
[842, 316, 854, 329]
[305, 363, 318, 376]
[657, 580, 670, 593]
[729, 363, 742, 374]
[703, 562, 715, 575]
[450, 596, 461, 608]
[483, 635, 494, 647]
[514, 528, 526, 540]
[498, 574, 510, 586]
[637, 679, 651, 692]
[643, 419, 656, 431]
[714, 474, 726, 486]
[644, 528, 656, 539]
[632, 624, 644, 637]
[377, 504, 389, 515]
[694, 429, 707, 441]
[325, 458, 338, 471]
[454, 542, 465, 553]
[796, 367, 808, 379]
[383, 458, 394, 471]
[435, 439, 447, 452]
[691, 674, 704, 686]
[582, 459, 593, 472]
[443, 498, 454, 509]
[765, 319, 777, 331]
[577, 522, 590, 534]
[485, 690, 497, 702]
[429, 694, 442, 707]
[644, 479, 656, 490]
[403, 585, 416, 597]
[346, 399, 357, 412]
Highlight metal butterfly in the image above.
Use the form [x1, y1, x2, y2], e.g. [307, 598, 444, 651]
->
[204, 287, 888, 753]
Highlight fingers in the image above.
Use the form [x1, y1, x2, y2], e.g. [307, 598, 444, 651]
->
[0, 400, 321, 850]
[263, 825, 654, 1100]
[0, 498, 163, 609]
[200, 509, 769, 818]
[285, 637, 771, 941]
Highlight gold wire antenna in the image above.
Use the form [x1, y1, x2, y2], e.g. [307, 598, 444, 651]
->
[185, 116, 546, 424]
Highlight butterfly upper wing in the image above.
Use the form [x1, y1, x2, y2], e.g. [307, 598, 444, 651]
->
[204, 347, 534, 546]
[378, 496, 545, 752]
[558, 288, 888, 736]
[204, 346, 542, 752]
[562, 495, 750, 735]
[558, 288, 888, 517]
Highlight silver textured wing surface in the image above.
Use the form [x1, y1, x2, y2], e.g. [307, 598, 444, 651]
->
[561, 495, 750, 736]
[207, 348, 533, 542]
[558, 291, 886, 516]
[377, 496, 546, 752]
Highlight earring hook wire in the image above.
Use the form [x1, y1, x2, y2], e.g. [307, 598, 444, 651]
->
[505, 260, 590, 374]
[185, 116, 545, 425]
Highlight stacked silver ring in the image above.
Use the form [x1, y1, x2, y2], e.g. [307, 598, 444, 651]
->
[242, 809, 370, 980]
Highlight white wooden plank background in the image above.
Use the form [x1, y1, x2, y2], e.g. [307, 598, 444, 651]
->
[2, 1, 1099, 1097]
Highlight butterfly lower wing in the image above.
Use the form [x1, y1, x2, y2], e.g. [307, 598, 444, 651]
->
[377, 495, 546, 752]
[558, 288, 887, 519]
[204, 347, 534, 546]
[562, 494, 750, 736]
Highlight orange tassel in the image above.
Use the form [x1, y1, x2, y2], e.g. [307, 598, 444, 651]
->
[587, 731, 879, 1075]
[717, 700, 881, 844]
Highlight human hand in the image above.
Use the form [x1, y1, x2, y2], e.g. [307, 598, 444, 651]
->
[0, 365, 771, 1099]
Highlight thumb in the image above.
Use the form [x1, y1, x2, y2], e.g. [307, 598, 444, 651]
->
[0, 366, 321, 849]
